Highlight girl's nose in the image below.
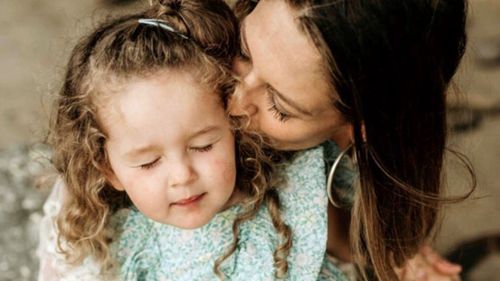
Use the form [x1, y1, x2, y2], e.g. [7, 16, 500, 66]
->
[167, 159, 197, 188]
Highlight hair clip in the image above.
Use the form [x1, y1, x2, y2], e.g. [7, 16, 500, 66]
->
[138, 18, 189, 40]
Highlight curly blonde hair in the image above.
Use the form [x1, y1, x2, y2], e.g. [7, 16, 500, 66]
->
[48, 0, 292, 278]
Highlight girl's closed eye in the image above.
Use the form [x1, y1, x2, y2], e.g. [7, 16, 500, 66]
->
[190, 143, 214, 153]
[137, 142, 216, 170]
[139, 158, 161, 170]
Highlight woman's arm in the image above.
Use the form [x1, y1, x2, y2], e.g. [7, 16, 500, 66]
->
[396, 247, 461, 281]
[326, 206, 461, 281]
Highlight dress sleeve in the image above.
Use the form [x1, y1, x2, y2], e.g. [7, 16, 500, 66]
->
[36, 179, 105, 281]
[275, 146, 330, 280]
[319, 253, 356, 281]
[278, 145, 353, 281]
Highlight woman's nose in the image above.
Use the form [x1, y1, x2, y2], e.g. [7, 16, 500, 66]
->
[228, 84, 258, 117]
[229, 58, 259, 117]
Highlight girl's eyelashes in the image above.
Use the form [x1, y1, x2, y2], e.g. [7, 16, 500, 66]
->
[140, 158, 161, 170]
[137, 142, 216, 170]
[190, 143, 214, 152]
[266, 92, 291, 123]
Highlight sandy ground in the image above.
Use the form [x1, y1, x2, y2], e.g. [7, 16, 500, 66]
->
[0, 0, 499, 280]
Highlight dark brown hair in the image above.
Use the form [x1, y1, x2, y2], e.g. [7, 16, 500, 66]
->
[235, 0, 475, 280]
[48, 0, 291, 278]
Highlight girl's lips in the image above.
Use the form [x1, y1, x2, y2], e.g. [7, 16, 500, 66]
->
[172, 193, 205, 206]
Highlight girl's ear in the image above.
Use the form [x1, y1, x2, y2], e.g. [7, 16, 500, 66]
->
[102, 167, 125, 191]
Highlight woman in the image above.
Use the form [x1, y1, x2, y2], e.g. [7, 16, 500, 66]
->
[229, 0, 471, 280]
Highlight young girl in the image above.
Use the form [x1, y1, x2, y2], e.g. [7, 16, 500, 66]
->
[38, 0, 339, 280]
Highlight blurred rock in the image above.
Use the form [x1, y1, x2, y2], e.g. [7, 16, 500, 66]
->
[447, 93, 500, 133]
[469, 254, 500, 281]
[0, 144, 52, 281]
[476, 37, 500, 67]
[100, 0, 138, 7]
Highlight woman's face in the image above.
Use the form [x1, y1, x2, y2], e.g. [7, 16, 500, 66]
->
[229, 0, 351, 150]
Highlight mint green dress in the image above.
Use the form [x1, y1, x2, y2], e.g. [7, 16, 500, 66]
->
[110, 145, 350, 281]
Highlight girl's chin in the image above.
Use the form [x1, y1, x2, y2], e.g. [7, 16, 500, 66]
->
[160, 215, 213, 230]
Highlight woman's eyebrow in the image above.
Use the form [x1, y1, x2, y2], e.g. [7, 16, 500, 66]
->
[240, 21, 252, 59]
[268, 86, 314, 117]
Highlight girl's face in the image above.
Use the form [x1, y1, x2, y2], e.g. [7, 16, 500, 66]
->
[102, 70, 237, 229]
[229, 0, 352, 150]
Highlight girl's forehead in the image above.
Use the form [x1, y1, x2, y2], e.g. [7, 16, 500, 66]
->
[100, 71, 224, 132]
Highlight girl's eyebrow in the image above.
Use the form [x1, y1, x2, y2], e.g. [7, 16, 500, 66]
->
[124, 145, 161, 160]
[189, 125, 221, 139]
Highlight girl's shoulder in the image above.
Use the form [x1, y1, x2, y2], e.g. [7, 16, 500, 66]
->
[278, 144, 328, 200]
[224, 157, 331, 280]
[274, 145, 330, 280]
[278, 143, 354, 281]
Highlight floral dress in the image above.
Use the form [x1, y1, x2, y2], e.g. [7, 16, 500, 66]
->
[38, 145, 350, 281]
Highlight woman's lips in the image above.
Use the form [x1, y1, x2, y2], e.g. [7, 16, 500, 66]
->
[172, 193, 205, 206]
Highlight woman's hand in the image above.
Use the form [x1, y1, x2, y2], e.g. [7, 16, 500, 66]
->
[396, 246, 461, 281]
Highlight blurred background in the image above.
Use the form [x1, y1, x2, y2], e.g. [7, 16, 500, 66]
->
[0, 0, 499, 280]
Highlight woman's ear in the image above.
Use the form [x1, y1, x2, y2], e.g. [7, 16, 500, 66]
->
[348, 122, 367, 145]
[360, 122, 367, 143]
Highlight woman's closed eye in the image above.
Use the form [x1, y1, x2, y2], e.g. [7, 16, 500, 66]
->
[266, 90, 291, 123]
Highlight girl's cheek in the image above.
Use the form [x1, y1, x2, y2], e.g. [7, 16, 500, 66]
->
[211, 156, 236, 185]
[214, 137, 237, 184]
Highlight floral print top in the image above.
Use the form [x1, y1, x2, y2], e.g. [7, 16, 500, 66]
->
[37, 144, 350, 281]
[112, 145, 345, 280]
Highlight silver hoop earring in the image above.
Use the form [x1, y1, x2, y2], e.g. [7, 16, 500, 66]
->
[326, 143, 354, 208]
